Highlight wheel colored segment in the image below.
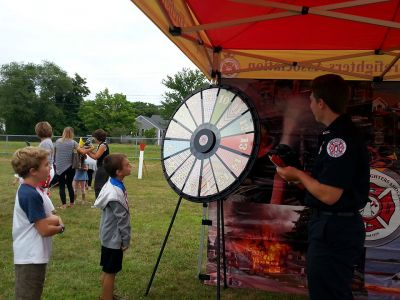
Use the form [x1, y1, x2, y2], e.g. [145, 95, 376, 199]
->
[219, 133, 254, 156]
[163, 140, 190, 158]
[161, 85, 260, 202]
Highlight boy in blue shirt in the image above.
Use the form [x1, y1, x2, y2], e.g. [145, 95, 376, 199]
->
[11, 147, 64, 300]
[93, 154, 132, 300]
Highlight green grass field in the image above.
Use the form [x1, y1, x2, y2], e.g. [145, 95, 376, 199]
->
[0, 141, 162, 161]
[0, 143, 306, 299]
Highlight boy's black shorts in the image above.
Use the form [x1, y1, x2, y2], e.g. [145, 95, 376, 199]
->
[100, 246, 123, 274]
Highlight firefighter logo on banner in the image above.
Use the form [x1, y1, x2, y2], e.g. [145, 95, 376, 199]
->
[220, 55, 240, 78]
[360, 168, 400, 247]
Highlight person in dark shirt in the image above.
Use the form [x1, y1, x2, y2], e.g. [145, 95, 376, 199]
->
[276, 74, 369, 300]
[86, 129, 110, 198]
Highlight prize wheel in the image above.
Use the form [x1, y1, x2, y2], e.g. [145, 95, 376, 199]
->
[161, 85, 260, 203]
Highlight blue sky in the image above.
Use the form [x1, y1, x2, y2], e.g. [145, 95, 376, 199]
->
[0, 0, 196, 104]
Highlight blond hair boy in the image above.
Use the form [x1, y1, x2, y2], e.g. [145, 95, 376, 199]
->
[11, 147, 64, 300]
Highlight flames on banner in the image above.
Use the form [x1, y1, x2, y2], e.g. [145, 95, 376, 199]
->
[228, 229, 292, 275]
[206, 202, 308, 291]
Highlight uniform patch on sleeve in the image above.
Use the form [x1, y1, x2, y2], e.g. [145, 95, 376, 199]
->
[326, 138, 347, 158]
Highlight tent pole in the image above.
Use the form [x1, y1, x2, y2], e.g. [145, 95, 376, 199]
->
[156, 0, 174, 28]
[379, 53, 400, 78]
[182, 0, 391, 33]
[216, 198, 221, 300]
[311, 9, 400, 29]
[234, 0, 389, 10]
[211, 47, 222, 85]
[220, 199, 228, 289]
[182, 11, 296, 33]
[232, 0, 400, 29]
[181, 1, 213, 69]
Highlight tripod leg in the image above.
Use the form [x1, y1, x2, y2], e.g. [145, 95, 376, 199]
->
[144, 160, 149, 176]
[197, 203, 208, 277]
[145, 196, 183, 296]
[216, 199, 221, 300]
[220, 199, 228, 288]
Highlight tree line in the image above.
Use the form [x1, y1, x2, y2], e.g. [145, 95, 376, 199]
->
[0, 62, 208, 136]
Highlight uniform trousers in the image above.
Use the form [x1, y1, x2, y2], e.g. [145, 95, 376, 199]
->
[307, 213, 365, 300]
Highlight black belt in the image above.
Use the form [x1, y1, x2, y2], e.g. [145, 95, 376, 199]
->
[312, 209, 357, 217]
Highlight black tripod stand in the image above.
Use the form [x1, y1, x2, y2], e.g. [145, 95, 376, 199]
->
[145, 196, 228, 299]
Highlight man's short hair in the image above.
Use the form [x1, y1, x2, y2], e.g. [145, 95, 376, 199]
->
[103, 154, 127, 178]
[11, 147, 48, 178]
[35, 121, 53, 138]
[92, 129, 107, 143]
[311, 74, 349, 114]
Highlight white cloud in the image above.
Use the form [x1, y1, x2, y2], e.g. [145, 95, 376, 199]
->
[0, 0, 196, 104]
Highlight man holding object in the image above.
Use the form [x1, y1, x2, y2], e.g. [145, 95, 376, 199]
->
[276, 74, 369, 300]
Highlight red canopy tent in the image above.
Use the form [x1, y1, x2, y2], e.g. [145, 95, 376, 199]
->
[131, 0, 400, 81]
[131, 1, 400, 298]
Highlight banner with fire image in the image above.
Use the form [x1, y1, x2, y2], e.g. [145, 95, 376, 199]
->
[205, 79, 400, 299]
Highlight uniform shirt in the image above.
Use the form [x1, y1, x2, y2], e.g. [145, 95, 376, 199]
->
[305, 114, 370, 212]
[12, 184, 54, 264]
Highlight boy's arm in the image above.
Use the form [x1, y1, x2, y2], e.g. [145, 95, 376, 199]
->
[109, 201, 131, 249]
[35, 215, 64, 237]
[19, 189, 63, 237]
[45, 214, 61, 225]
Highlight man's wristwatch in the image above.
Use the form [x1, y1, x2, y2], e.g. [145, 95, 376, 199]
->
[59, 224, 65, 234]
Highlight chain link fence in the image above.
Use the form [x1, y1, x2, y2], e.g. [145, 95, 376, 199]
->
[0, 135, 162, 160]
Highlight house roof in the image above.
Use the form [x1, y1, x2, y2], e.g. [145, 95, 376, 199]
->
[136, 115, 168, 130]
[150, 115, 168, 128]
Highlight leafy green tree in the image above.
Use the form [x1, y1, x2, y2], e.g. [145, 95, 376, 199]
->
[63, 73, 90, 133]
[0, 62, 45, 134]
[132, 101, 161, 117]
[160, 68, 208, 119]
[36, 62, 89, 134]
[78, 89, 137, 136]
[0, 61, 90, 135]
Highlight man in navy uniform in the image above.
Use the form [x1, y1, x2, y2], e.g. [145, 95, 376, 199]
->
[276, 74, 369, 300]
